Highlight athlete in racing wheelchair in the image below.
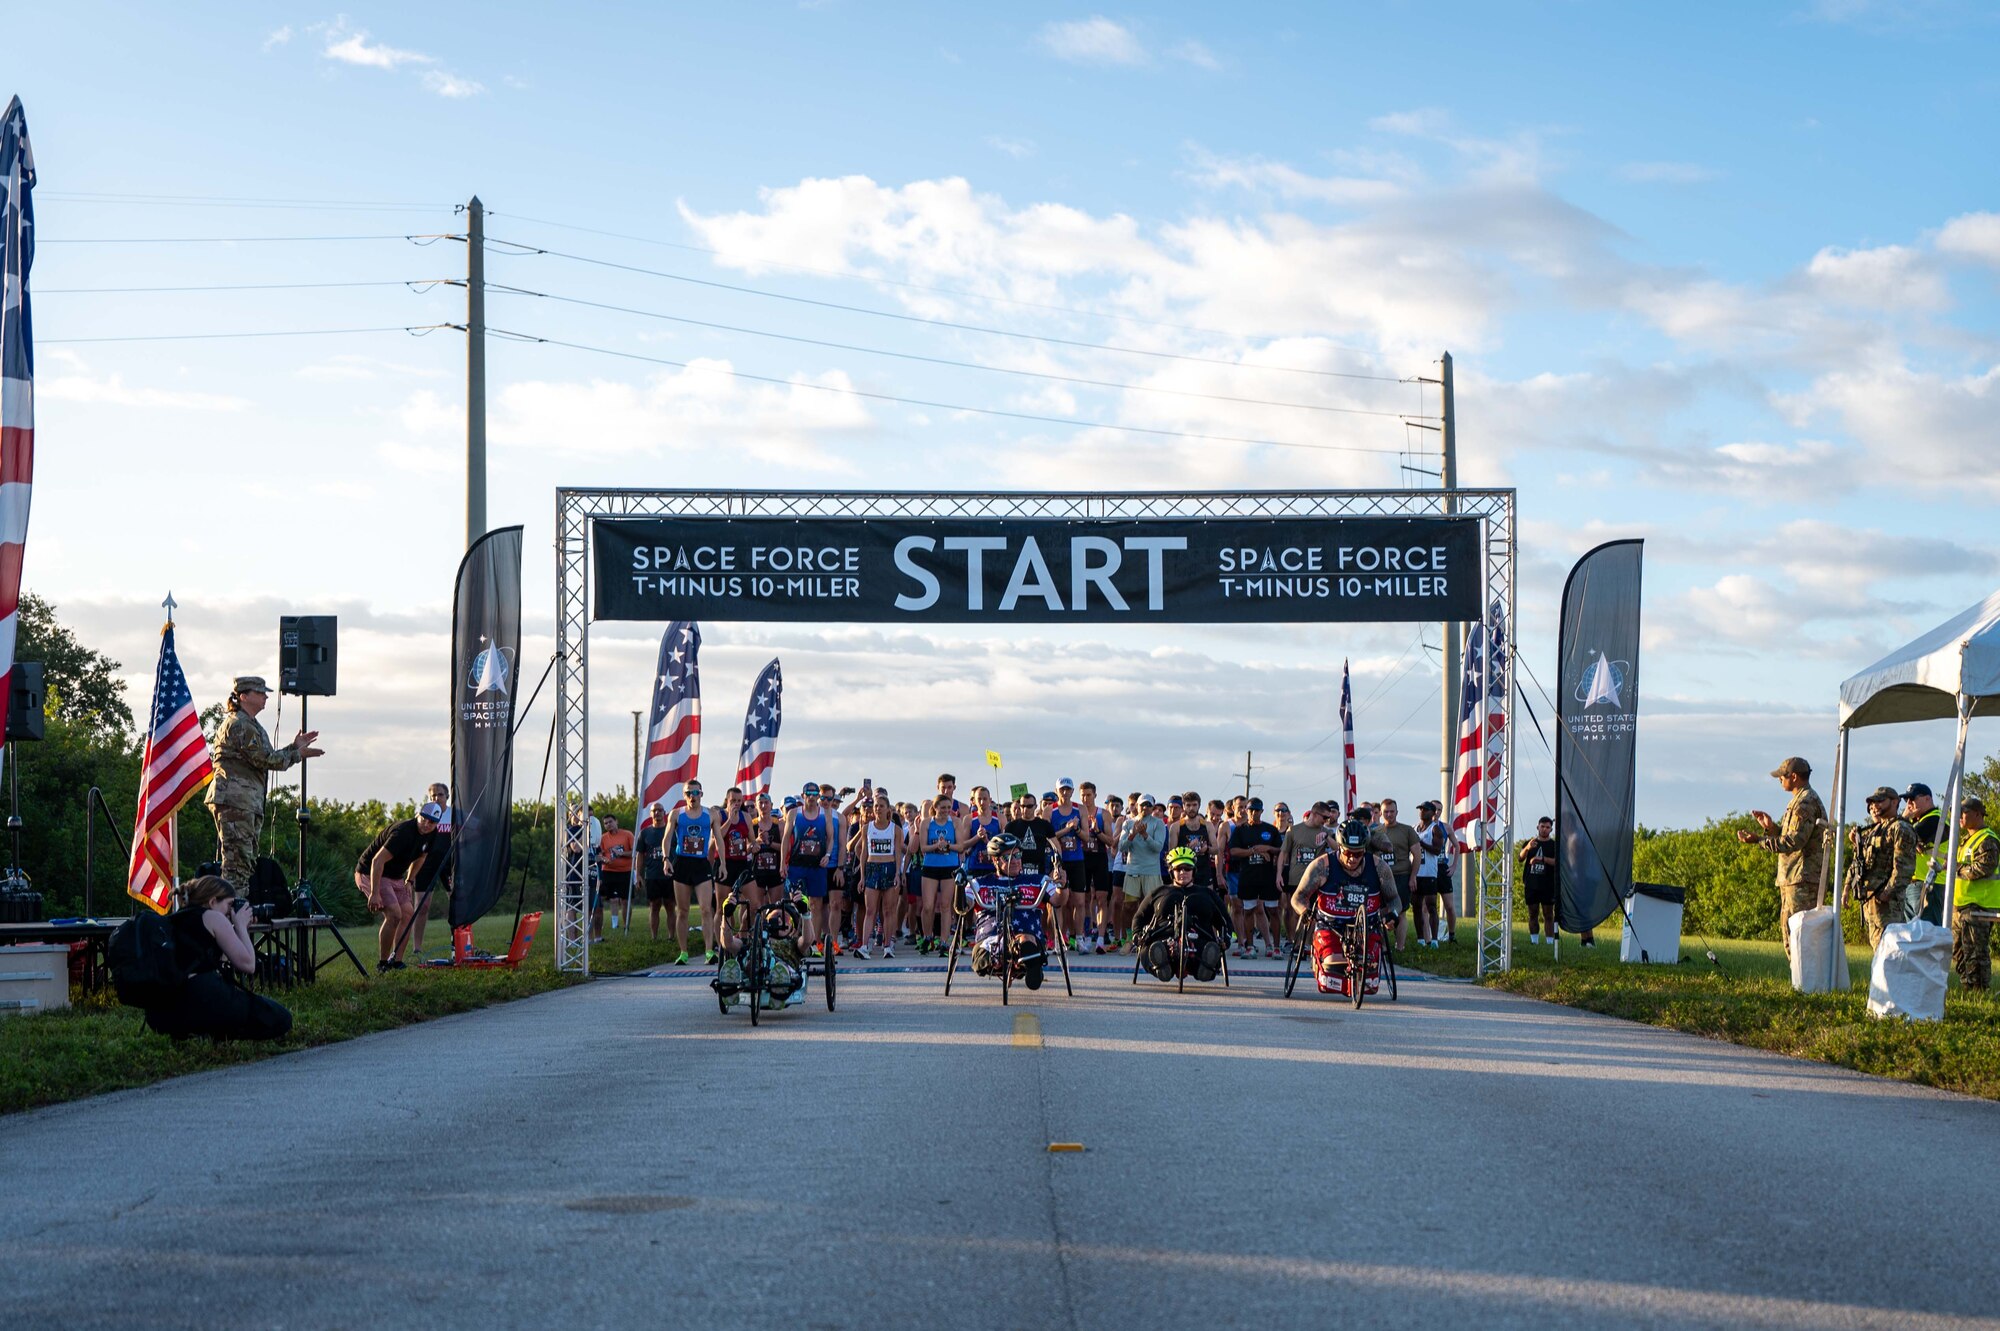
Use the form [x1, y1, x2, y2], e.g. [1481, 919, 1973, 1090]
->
[713, 886, 814, 1015]
[944, 833, 1072, 1002]
[1129, 846, 1232, 987]
[1284, 818, 1399, 1004]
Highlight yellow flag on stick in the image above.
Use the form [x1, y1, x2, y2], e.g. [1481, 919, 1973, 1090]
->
[985, 749, 1003, 769]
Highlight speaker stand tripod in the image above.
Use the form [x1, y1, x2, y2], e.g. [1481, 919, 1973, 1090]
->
[292, 697, 368, 979]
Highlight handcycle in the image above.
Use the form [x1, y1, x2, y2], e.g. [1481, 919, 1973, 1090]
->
[1129, 891, 1232, 992]
[1283, 884, 1397, 1009]
[712, 888, 836, 1024]
[942, 871, 1073, 1005]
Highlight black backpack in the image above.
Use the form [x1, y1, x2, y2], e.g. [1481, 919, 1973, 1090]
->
[246, 856, 291, 916]
[107, 910, 188, 1009]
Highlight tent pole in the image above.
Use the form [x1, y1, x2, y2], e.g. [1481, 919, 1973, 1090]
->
[1941, 694, 1972, 932]
[1831, 727, 1851, 911]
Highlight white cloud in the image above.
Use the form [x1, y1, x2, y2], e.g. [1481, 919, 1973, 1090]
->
[1184, 148, 1403, 206]
[1804, 243, 1947, 311]
[39, 353, 248, 412]
[1936, 211, 2000, 266]
[1616, 161, 1718, 184]
[1168, 39, 1220, 70]
[262, 25, 292, 52]
[312, 19, 482, 97]
[985, 135, 1037, 159]
[1038, 17, 1147, 65]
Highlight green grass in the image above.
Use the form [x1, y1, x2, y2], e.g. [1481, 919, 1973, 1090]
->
[1396, 920, 2000, 1099]
[0, 906, 701, 1116]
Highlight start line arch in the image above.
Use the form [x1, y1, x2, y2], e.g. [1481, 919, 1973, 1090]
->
[553, 488, 1518, 978]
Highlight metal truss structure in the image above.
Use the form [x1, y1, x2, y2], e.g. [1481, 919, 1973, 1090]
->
[554, 488, 1517, 976]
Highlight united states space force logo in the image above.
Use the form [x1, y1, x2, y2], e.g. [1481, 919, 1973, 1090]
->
[469, 643, 514, 695]
[1574, 650, 1631, 711]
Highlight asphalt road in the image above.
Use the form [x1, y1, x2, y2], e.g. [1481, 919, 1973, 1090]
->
[5, 958, 1998, 1331]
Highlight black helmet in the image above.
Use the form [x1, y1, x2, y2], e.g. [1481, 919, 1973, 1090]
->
[1340, 819, 1371, 849]
[986, 832, 1022, 859]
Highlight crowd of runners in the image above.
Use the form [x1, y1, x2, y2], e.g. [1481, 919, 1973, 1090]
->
[581, 772, 1495, 964]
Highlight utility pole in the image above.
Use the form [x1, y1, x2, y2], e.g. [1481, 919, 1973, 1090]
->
[1234, 750, 1255, 801]
[1437, 351, 1465, 913]
[465, 195, 487, 549]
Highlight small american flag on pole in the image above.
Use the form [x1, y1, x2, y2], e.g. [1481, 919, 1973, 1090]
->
[640, 621, 701, 807]
[1450, 603, 1508, 851]
[0, 99, 36, 728]
[128, 614, 214, 914]
[1338, 659, 1358, 813]
[733, 657, 782, 796]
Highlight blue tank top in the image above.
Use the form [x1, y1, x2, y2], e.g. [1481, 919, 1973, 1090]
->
[673, 808, 712, 859]
[789, 809, 829, 866]
[922, 816, 959, 871]
[1049, 805, 1086, 862]
[965, 815, 1002, 869]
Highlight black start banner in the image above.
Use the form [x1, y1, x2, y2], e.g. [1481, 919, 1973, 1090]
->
[593, 516, 1481, 624]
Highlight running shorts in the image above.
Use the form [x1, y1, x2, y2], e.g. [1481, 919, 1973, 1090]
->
[671, 856, 714, 887]
[788, 866, 830, 899]
[600, 869, 632, 899]
[644, 872, 673, 905]
[864, 862, 898, 892]
[1082, 853, 1111, 894]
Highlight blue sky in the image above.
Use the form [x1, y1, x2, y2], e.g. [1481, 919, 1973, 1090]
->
[13, 2, 2000, 825]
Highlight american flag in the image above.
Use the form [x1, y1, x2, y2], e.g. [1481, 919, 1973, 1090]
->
[1450, 603, 1508, 851]
[0, 99, 35, 730]
[640, 620, 701, 807]
[1338, 658, 1358, 813]
[128, 621, 215, 914]
[733, 657, 782, 796]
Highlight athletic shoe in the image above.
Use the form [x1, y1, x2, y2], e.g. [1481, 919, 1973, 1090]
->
[1024, 961, 1045, 991]
[1529, 932, 1541, 943]
[853, 945, 872, 960]
[672, 950, 688, 966]
[928, 935, 941, 954]
[786, 988, 804, 1006]
[882, 943, 894, 959]
[1265, 945, 1278, 960]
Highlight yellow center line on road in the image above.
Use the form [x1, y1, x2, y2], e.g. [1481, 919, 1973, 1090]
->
[1012, 1012, 1042, 1048]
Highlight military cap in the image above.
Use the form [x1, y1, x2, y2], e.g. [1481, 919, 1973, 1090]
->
[1865, 785, 1899, 806]
[1901, 782, 1933, 800]
[1963, 795, 1987, 815]
[1769, 756, 1812, 779]
[232, 675, 271, 694]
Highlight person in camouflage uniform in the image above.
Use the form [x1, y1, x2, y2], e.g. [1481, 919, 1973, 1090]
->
[1844, 786, 1915, 949]
[1952, 796, 2000, 990]
[1737, 756, 1827, 959]
[203, 676, 322, 889]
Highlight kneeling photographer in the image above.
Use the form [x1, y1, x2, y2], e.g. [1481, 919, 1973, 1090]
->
[145, 876, 293, 1043]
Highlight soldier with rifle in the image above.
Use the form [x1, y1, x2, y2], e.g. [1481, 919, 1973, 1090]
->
[1845, 786, 1915, 949]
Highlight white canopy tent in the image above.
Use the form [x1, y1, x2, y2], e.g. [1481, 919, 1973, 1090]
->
[1834, 590, 2000, 925]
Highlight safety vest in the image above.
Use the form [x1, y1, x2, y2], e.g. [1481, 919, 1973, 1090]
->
[1911, 807, 1942, 883]
[1956, 827, 2000, 910]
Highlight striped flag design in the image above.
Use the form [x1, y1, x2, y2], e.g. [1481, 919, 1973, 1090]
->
[0, 99, 36, 719]
[1339, 659, 1358, 814]
[640, 621, 701, 806]
[128, 623, 215, 913]
[1450, 603, 1508, 851]
[733, 657, 782, 796]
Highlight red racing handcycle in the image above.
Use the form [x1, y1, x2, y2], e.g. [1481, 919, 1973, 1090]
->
[1283, 882, 1397, 1008]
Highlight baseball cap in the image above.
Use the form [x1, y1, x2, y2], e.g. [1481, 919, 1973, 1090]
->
[1865, 785, 1899, 805]
[419, 802, 445, 822]
[1963, 795, 1987, 814]
[1042, 791, 1058, 803]
[233, 675, 270, 694]
[801, 781, 820, 796]
[1901, 782, 1933, 800]
[1141, 793, 1158, 807]
[1247, 797, 1265, 811]
[1770, 757, 1811, 779]
[782, 795, 800, 809]
[1058, 776, 1075, 790]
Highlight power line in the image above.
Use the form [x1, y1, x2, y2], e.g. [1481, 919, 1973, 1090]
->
[486, 207, 1410, 365]
[43, 324, 456, 344]
[41, 192, 447, 213]
[40, 233, 454, 244]
[489, 236, 1436, 394]
[485, 282, 1424, 420]
[488, 325, 1406, 457]
[38, 279, 447, 294]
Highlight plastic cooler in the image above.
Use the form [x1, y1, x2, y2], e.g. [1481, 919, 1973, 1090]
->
[1620, 882, 1684, 964]
[0, 943, 72, 1015]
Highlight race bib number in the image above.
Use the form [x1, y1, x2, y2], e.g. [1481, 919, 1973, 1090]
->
[679, 832, 704, 855]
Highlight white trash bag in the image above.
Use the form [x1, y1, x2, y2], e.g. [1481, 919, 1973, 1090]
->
[1867, 920, 1951, 1022]
[1788, 906, 1849, 994]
